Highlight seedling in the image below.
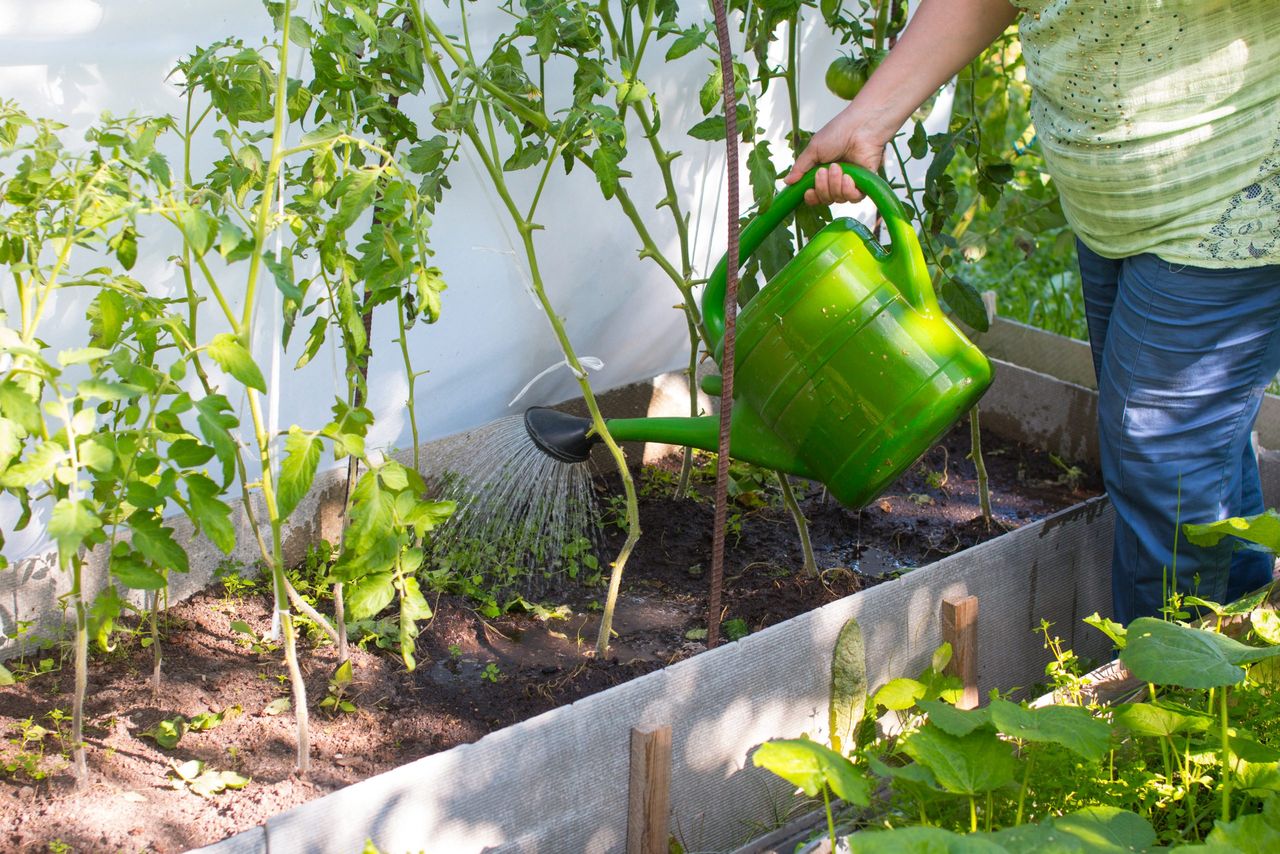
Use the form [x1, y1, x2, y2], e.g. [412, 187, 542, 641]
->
[1049, 453, 1085, 490]
[230, 620, 278, 656]
[481, 663, 501, 683]
[319, 661, 357, 716]
[140, 706, 240, 749]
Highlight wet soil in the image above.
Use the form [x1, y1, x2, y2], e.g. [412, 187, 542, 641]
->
[0, 424, 1099, 853]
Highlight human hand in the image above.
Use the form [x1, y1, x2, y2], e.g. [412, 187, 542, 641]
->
[783, 108, 889, 205]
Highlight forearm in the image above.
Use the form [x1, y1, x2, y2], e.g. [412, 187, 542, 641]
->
[850, 0, 1020, 142]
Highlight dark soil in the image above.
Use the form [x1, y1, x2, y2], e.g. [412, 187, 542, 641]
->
[0, 424, 1099, 853]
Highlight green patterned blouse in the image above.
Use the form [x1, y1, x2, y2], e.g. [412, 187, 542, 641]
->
[1014, 0, 1280, 267]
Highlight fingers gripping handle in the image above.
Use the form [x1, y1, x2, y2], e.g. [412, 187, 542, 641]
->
[702, 163, 937, 356]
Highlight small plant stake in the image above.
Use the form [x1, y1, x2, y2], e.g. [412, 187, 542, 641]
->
[626, 724, 672, 854]
[942, 596, 980, 710]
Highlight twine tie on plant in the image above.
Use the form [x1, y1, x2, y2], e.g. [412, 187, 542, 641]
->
[508, 356, 605, 407]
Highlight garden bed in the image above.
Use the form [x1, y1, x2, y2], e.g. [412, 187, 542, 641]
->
[0, 420, 1098, 854]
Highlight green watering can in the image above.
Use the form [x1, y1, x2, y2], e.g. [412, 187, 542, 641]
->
[525, 164, 993, 508]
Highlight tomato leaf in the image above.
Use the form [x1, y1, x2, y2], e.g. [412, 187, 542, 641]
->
[207, 333, 266, 393]
[277, 427, 322, 520]
[128, 512, 190, 574]
[48, 498, 103, 558]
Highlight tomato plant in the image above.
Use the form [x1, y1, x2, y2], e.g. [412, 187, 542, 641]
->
[161, 0, 452, 773]
[0, 106, 238, 779]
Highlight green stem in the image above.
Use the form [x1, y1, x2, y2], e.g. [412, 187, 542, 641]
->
[281, 611, 308, 770]
[71, 581, 88, 781]
[969, 794, 978, 834]
[240, 6, 293, 334]
[1221, 684, 1232, 824]
[823, 785, 837, 849]
[1015, 749, 1034, 826]
[676, 312, 700, 498]
[238, 2, 312, 774]
[414, 4, 643, 658]
[396, 293, 422, 472]
[776, 473, 817, 576]
[151, 587, 163, 696]
[970, 405, 992, 526]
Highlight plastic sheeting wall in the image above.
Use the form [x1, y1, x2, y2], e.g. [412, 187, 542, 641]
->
[0, 0, 948, 567]
[193, 495, 1114, 854]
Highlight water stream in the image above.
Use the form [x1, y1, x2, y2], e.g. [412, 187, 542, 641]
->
[429, 415, 602, 596]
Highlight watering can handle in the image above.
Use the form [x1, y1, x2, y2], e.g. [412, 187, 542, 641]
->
[702, 163, 937, 354]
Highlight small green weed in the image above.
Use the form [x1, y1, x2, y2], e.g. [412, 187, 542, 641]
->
[319, 660, 357, 716]
[1048, 453, 1085, 490]
[348, 617, 400, 654]
[1, 716, 60, 782]
[229, 620, 278, 656]
[638, 465, 679, 500]
[214, 560, 259, 600]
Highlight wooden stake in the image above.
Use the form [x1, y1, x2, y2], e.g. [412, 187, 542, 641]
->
[627, 724, 672, 854]
[942, 596, 979, 710]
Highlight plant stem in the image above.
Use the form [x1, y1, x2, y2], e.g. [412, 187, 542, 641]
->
[676, 313, 700, 498]
[823, 786, 836, 849]
[70, 556, 88, 781]
[970, 405, 992, 526]
[411, 2, 643, 657]
[151, 589, 163, 697]
[776, 473, 817, 576]
[1015, 750, 1035, 826]
[242, 2, 311, 774]
[969, 795, 978, 833]
[1220, 684, 1232, 823]
[281, 610, 308, 771]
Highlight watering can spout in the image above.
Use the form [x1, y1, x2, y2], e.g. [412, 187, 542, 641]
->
[524, 407, 596, 463]
[522, 406, 819, 479]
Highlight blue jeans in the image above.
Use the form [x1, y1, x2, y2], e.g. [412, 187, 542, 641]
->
[1077, 242, 1280, 624]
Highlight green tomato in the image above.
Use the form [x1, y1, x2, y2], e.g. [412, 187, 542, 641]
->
[825, 56, 870, 101]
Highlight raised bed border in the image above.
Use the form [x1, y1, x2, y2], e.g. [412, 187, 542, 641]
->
[194, 495, 1114, 854]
